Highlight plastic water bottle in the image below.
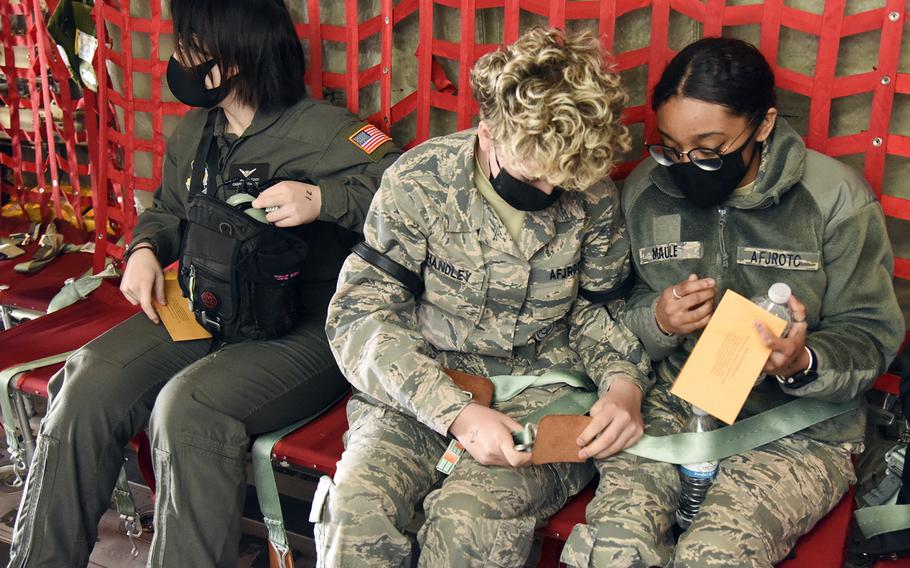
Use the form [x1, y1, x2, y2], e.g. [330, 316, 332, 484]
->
[751, 283, 793, 385]
[676, 406, 719, 530]
[751, 282, 793, 336]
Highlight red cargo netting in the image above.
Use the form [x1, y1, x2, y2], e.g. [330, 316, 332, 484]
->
[1, 0, 91, 227]
[85, 1, 909, 320]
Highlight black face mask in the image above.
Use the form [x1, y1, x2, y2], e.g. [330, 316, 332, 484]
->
[166, 57, 228, 109]
[488, 153, 562, 212]
[668, 127, 761, 209]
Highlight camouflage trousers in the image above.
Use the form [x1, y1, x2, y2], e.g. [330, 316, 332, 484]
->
[312, 384, 594, 567]
[560, 386, 856, 568]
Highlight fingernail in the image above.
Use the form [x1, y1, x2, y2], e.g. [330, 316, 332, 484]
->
[707, 279, 715, 286]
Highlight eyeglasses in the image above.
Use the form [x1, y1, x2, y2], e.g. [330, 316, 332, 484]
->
[646, 121, 757, 172]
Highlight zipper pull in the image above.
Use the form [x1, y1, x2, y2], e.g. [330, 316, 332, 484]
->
[717, 207, 729, 268]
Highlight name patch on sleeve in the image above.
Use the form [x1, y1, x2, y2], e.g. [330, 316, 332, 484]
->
[639, 241, 702, 265]
[736, 247, 820, 271]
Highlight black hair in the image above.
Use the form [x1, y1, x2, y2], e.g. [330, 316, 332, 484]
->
[652, 37, 776, 122]
[170, 0, 306, 112]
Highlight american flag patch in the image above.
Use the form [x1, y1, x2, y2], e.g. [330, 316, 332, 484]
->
[348, 124, 391, 155]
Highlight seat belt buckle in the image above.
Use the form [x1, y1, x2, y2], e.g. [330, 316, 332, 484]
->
[512, 423, 536, 453]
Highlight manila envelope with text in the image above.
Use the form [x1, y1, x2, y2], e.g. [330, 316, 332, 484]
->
[670, 290, 788, 424]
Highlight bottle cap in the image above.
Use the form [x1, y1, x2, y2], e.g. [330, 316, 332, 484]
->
[768, 282, 792, 305]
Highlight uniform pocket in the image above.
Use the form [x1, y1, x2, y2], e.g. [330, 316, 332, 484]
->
[559, 523, 596, 567]
[527, 278, 577, 321]
[419, 259, 487, 349]
[310, 475, 334, 568]
[487, 516, 536, 567]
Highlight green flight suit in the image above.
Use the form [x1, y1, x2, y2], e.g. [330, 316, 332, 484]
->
[7, 99, 400, 568]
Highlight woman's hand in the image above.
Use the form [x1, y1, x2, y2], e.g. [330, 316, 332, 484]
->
[576, 379, 644, 460]
[120, 247, 165, 324]
[449, 403, 532, 467]
[654, 274, 717, 335]
[755, 295, 811, 377]
[252, 181, 322, 227]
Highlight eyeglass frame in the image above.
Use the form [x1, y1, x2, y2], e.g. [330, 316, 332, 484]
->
[645, 119, 761, 172]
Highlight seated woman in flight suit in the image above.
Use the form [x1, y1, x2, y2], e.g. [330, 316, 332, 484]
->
[313, 27, 651, 567]
[7, 0, 400, 566]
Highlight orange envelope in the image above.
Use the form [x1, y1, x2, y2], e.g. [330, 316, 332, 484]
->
[154, 272, 212, 341]
[670, 290, 787, 424]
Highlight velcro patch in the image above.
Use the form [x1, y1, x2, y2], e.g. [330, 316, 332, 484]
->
[736, 247, 820, 271]
[639, 241, 702, 265]
[228, 163, 269, 186]
[349, 124, 391, 155]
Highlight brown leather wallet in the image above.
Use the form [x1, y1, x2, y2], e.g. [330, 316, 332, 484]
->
[443, 368, 494, 407]
[531, 415, 592, 464]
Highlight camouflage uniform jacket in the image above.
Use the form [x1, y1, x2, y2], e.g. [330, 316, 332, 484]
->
[326, 129, 650, 435]
[621, 118, 904, 443]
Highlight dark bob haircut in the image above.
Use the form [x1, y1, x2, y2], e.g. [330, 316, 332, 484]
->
[170, 0, 306, 112]
[652, 37, 776, 122]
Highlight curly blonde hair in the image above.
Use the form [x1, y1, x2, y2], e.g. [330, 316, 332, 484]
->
[470, 27, 630, 191]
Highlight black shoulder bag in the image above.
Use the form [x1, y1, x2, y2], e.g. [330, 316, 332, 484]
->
[177, 110, 309, 342]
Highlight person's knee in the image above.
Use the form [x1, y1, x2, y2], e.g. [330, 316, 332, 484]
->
[674, 524, 772, 568]
[560, 520, 671, 568]
[148, 377, 246, 460]
[419, 480, 537, 567]
[313, 474, 413, 566]
[43, 350, 124, 432]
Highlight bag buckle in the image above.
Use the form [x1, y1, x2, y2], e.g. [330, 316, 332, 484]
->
[199, 311, 222, 332]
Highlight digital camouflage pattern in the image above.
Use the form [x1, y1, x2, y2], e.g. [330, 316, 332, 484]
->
[318, 129, 650, 565]
[560, 385, 855, 568]
[313, 387, 594, 567]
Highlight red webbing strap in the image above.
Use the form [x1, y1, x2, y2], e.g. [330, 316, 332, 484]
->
[0, 0, 27, 202]
[865, 1, 904, 198]
[345, 0, 359, 114]
[31, 0, 88, 225]
[805, 1, 843, 153]
[457, 0, 476, 131]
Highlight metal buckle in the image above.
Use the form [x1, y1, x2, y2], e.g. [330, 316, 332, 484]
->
[512, 423, 537, 453]
[199, 312, 222, 332]
[120, 514, 143, 558]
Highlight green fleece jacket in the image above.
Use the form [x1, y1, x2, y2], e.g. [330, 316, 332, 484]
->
[621, 118, 903, 443]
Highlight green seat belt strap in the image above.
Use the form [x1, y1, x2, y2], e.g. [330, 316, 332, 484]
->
[252, 409, 337, 566]
[499, 372, 861, 464]
[489, 368, 593, 402]
[855, 504, 910, 539]
[626, 397, 862, 464]
[0, 352, 74, 482]
[113, 467, 143, 558]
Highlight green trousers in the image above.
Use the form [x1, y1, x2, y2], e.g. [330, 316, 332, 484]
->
[312, 385, 594, 567]
[7, 313, 348, 568]
[559, 385, 856, 568]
